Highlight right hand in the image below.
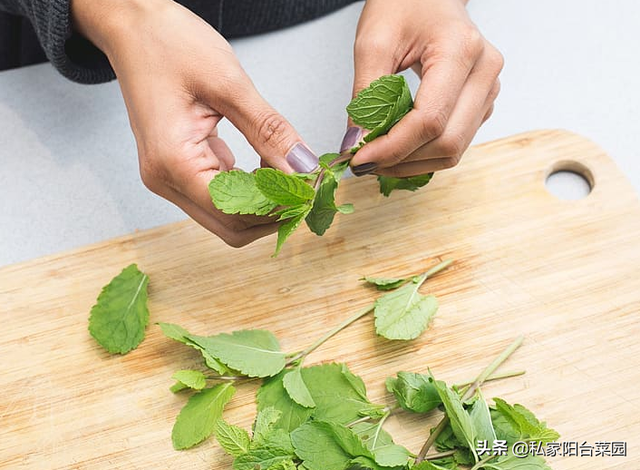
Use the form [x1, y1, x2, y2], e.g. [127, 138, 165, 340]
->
[71, 0, 318, 247]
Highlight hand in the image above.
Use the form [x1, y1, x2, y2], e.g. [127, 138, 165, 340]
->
[71, 0, 318, 247]
[344, 0, 503, 177]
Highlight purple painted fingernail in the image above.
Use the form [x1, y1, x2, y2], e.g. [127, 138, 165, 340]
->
[340, 127, 363, 153]
[286, 143, 319, 173]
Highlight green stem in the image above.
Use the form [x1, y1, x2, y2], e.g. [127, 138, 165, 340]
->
[453, 370, 526, 389]
[313, 151, 352, 191]
[469, 454, 497, 470]
[415, 336, 525, 463]
[287, 305, 374, 365]
[370, 410, 391, 449]
[424, 449, 457, 461]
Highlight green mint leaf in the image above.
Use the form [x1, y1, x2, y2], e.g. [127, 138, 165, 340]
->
[253, 407, 283, 446]
[188, 330, 286, 378]
[233, 408, 296, 470]
[170, 369, 206, 393]
[469, 389, 496, 447]
[491, 453, 553, 470]
[306, 158, 351, 236]
[88, 264, 150, 354]
[305, 172, 340, 236]
[283, 368, 316, 408]
[346, 75, 413, 142]
[234, 446, 296, 470]
[431, 378, 477, 453]
[255, 168, 315, 206]
[491, 398, 560, 445]
[361, 276, 407, 291]
[301, 363, 383, 425]
[171, 383, 235, 450]
[209, 170, 276, 215]
[413, 460, 457, 470]
[215, 419, 251, 457]
[266, 460, 297, 470]
[274, 205, 311, 257]
[157, 323, 229, 375]
[385, 371, 441, 413]
[291, 421, 371, 470]
[373, 281, 438, 340]
[273, 203, 311, 221]
[351, 422, 411, 467]
[256, 370, 314, 433]
[347, 456, 387, 470]
[377, 173, 434, 197]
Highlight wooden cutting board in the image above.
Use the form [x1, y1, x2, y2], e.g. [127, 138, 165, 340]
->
[2, 130, 639, 470]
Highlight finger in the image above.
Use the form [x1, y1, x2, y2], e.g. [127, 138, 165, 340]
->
[373, 158, 463, 178]
[206, 134, 235, 171]
[402, 57, 502, 165]
[350, 32, 484, 169]
[205, 67, 318, 174]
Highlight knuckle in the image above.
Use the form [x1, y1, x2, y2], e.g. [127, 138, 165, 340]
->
[442, 156, 461, 169]
[354, 32, 395, 58]
[487, 78, 501, 102]
[439, 132, 467, 160]
[459, 24, 484, 59]
[486, 47, 505, 74]
[419, 109, 448, 141]
[254, 111, 291, 149]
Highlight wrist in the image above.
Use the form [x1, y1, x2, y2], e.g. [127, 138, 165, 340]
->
[70, 0, 171, 59]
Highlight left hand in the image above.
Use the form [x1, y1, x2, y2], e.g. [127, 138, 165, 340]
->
[345, 0, 503, 177]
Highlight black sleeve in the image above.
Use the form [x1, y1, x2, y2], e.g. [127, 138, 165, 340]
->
[0, 0, 115, 83]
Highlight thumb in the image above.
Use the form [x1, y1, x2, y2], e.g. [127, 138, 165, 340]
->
[219, 78, 318, 174]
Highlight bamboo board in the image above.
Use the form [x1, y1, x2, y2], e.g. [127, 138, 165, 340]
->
[1, 130, 639, 469]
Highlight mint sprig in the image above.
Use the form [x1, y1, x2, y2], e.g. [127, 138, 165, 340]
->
[208, 74, 435, 256]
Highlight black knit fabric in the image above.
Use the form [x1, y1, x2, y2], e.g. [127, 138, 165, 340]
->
[0, 0, 359, 83]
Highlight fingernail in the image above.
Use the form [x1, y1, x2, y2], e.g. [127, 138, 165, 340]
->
[340, 126, 363, 153]
[351, 162, 378, 177]
[286, 143, 318, 173]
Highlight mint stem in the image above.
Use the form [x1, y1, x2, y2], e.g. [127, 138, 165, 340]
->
[313, 151, 353, 191]
[287, 304, 374, 365]
[415, 336, 525, 463]
[415, 259, 454, 288]
[454, 369, 526, 389]
[424, 449, 457, 461]
[470, 454, 497, 470]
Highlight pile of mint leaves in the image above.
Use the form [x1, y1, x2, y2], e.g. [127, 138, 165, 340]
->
[208, 74, 433, 256]
[88, 261, 559, 470]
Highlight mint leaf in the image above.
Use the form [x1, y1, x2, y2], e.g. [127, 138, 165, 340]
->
[301, 363, 384, 425]
[170, 369, 206, 393]
[209, 170, 276, 215]
[361, 276, 407, 291]
[431, 378, 477, 453]
[283, 367, 316, 408]
[291, 421, 371, 470]
[351, 422, 411, 467]
[491, 453, 553, 469]
[188, 330, 286, 378]
[377, 173, 434, 197]
[385, 371, 441, 413]
[171, 383, 235, 450]
[88, 264, 150, 354]
[491, 398, 560, 445]
[265, 460, 297, 470]
[346, 75, 413, 142]
[374, 279, 438, 340]
[305, 172, 340, 236]
[469, 389, 496, 447]
[273, 203, 311, 221]
[413, 461, 457, 470]
[255, 168, 315, 206]
[158, 322, 229, 375]
[215, 419, 251, 457]
[257, 370, 314, 433]
[233, 408, 296, 470]
[275, 205, 311, 257]
[306, 157, 351, 236]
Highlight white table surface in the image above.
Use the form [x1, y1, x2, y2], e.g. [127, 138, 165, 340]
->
[1, 1, 638, 267]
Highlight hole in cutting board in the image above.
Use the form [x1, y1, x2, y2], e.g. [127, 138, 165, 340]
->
[545, 161, 593, 200]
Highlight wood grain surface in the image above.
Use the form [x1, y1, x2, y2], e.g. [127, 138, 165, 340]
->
[1, 130, 639, 469]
